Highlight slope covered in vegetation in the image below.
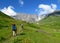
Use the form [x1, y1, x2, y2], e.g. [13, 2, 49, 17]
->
[0, 11, 60, 43]
[0, 11, 20, 43]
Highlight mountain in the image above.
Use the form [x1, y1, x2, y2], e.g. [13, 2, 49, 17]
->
[47, 10, 60, 17]
[0, 11, 20, 29]
[0, 11, 20, 43]
[39, 10, 60, 28]
[13, 10, 60, 22]
[54, 10, 60, 14]
[13, 13, 38, 22]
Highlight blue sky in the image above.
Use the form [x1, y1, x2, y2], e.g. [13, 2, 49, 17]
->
[0, 0, 60, 16]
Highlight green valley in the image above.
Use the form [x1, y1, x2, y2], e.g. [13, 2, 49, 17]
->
[0, 11, 60, 43]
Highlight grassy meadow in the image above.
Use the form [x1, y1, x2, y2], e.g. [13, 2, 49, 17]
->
[0, 11, 60, 43]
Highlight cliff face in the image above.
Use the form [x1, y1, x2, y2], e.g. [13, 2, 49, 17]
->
[13, 13, 38, 22]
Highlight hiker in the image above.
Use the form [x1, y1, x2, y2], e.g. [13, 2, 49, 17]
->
[20, 24, 24, 32]
[12, 24, 17, 36]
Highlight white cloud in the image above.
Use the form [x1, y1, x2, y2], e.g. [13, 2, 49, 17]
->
[36, 4, 57, 21]
[58, 0, 60, 2]
[19, 0, 24, 6]
[51, 4, 57, 10]
[39, 4, 51, 11]
[0, 6, 17, 16]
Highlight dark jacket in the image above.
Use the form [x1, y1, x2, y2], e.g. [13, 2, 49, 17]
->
[12, 24, 17, 31]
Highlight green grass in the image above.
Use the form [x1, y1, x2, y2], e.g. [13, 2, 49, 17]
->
[0, 11, 20, 43]
[0, 11, 60, 43]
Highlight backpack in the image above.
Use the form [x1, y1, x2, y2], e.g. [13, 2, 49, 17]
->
[12, 25, 16, 31]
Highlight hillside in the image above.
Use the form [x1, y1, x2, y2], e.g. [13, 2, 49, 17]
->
[0, 11, 20, 43]
[0, 11, 60, 43]
[39, 15, 60, 42]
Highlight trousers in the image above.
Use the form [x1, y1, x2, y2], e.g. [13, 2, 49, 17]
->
[13, 31, 16, 36]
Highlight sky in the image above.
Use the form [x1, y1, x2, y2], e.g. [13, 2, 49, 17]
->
[0, 0, 60, 16]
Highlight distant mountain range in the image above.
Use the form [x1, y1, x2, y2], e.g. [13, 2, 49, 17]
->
[12, 10, 60, 22]
[47, 10, 60, 16]
[13, 13, 38, 22]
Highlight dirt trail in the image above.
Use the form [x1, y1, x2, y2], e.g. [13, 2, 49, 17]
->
[36, 29, 51, 36]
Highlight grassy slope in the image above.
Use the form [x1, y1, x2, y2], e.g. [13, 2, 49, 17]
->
[9, 15, 60, 43]
[0, 11, 20, 43]
[39, 15, 60, 43]
[0, 11, 60, 43]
